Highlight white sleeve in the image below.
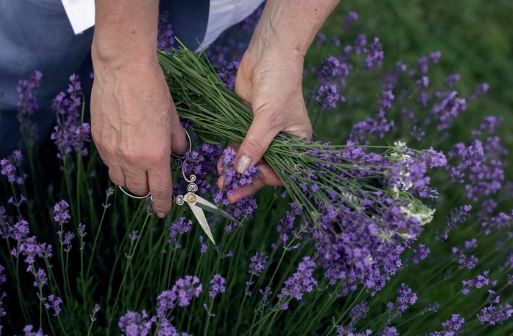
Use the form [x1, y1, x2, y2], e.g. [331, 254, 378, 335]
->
[61, 0, 95, 34]
[199, 0, 265, 49]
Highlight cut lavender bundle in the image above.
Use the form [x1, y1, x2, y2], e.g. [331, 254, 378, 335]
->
[158, 46, 446, 291]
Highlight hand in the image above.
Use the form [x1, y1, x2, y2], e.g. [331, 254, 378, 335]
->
[218, 46, 312, 202]
[91, 56, 187, 217]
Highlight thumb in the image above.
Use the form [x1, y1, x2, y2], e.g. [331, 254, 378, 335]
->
[235, 114, 280, 174]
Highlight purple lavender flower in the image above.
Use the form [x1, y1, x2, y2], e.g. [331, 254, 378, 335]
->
[44, 294, 63, 316]
[417, 51, 441, 75]
[431, 91, 467, 130]
[437, 205, 472, 241]
[50, 74, 90, 159]
[214, 147, 258, 221]
[208, 274, 226, 298]
[0, 150, 26, 185]
[278, 256, 317, 303]
[16, 71, 43, 143]
[34, 268, 47, 288]
[168, 217, 192, 248]
[156, 290, 177, 318]
[0, 206, 8, 239]
[478, 303, 513, 325]
[387, 283, 417, 316]
[77, 223, 86, 239]
[180, 143, 222, 195]
[217, 61, 240, 90]
[380, 326, 398, 336]
[342, 11, 358, 30]
[12, 225, 53, 270]
[118, 310, 154, 336]
[349, 301, 369, 324]
[198, 236, 208, 254]
[445, 73, 460, 87]
[464, 238, 477, 249]
[17, 71, 42, 113]
[458, 254, 478, 270]
[156, 318, 182, 336]
[157, 11, 175, 52]
[365, 37, 384, 70]
[172, 275, 202, 308]
[442, 314, 465, 332]
[319, 56, 350, 80]
[53, 200, 71, 224]
[412, 244, 430, 264]
[336, 326, 372, 336]
[23, 325, 45, 336]
[57, 231, 75, 252]
[249, 251, 268, 276]
[416, 76, 429, 89]
[471, 82, 490, 100]
[349, 90, 395, 143]
[314, 82, 340, 109]
[231, 3, 264, 34]
[462, 271, 490, 295]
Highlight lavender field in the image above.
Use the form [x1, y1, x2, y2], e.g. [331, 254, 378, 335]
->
[1, 2, 512, 335]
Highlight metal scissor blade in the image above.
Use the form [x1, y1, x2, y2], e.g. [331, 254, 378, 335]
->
[193, 194, 239, 224]
[187, 201, 216, 244]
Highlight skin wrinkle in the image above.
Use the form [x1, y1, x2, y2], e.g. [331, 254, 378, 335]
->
[91, 0, 338, 211]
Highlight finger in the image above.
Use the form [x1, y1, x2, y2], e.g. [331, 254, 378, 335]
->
[148, 162, 172, 218]
[227, 176, 266, 203]
[217, 175, 225, 190]
[257, 163, 283, 186]
[171, 122, 188, 155]
[109, 166, 126, 187]
[169, 101, 188, 155]
[217, 157, 223, 175]
[124, 167, 150, 196]
[235, 114, 280, 174]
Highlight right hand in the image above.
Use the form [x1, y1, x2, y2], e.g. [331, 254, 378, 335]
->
[90, 55, 187, 218]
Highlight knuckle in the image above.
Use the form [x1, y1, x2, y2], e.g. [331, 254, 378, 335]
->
[254, 107, 283, 131]
[120, 148, 140, 164]
[146, 150, 168, 165]
[108, 173, 123, 186]
[127, 184, 148, 196]
[244, 138, 266, 156]
[267, 112, 283, 131]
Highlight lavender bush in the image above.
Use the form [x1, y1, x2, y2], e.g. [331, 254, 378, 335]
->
[1, 7, 512, 336]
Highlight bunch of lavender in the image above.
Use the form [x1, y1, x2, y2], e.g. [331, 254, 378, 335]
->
[158, 47, 445, 291]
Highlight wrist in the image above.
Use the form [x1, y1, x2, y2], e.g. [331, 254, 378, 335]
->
[251, 0, 339, 56]
[91, 36, 157, 69]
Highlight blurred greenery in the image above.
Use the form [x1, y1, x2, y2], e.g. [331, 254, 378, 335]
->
[303, 2, 513, 334]
[309, 0, 512, 181]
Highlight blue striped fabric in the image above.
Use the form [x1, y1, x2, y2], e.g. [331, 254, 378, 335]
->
[0, 0, 209, 154]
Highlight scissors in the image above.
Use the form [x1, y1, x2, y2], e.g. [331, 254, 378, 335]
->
[118, 130, 236, 244]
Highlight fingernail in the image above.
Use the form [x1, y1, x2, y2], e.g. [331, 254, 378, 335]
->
[236, 155, 251, 174]
[157, 212, 166, 219]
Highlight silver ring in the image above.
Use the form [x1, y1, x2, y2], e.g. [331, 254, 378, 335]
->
[118, 128, 192, 200]
[171, 128, 192, 160]
[118, 186, 151, 199]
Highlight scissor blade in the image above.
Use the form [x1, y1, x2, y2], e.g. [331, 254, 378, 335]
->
[193, 194, 239, 224]
[187, 202, 216, 244]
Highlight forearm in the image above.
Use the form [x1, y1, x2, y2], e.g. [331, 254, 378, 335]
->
[92, 0, 159, 66]
[250, 0, 340, 56]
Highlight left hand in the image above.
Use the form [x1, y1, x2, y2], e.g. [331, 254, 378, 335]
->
[217, 46, 312, 203]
